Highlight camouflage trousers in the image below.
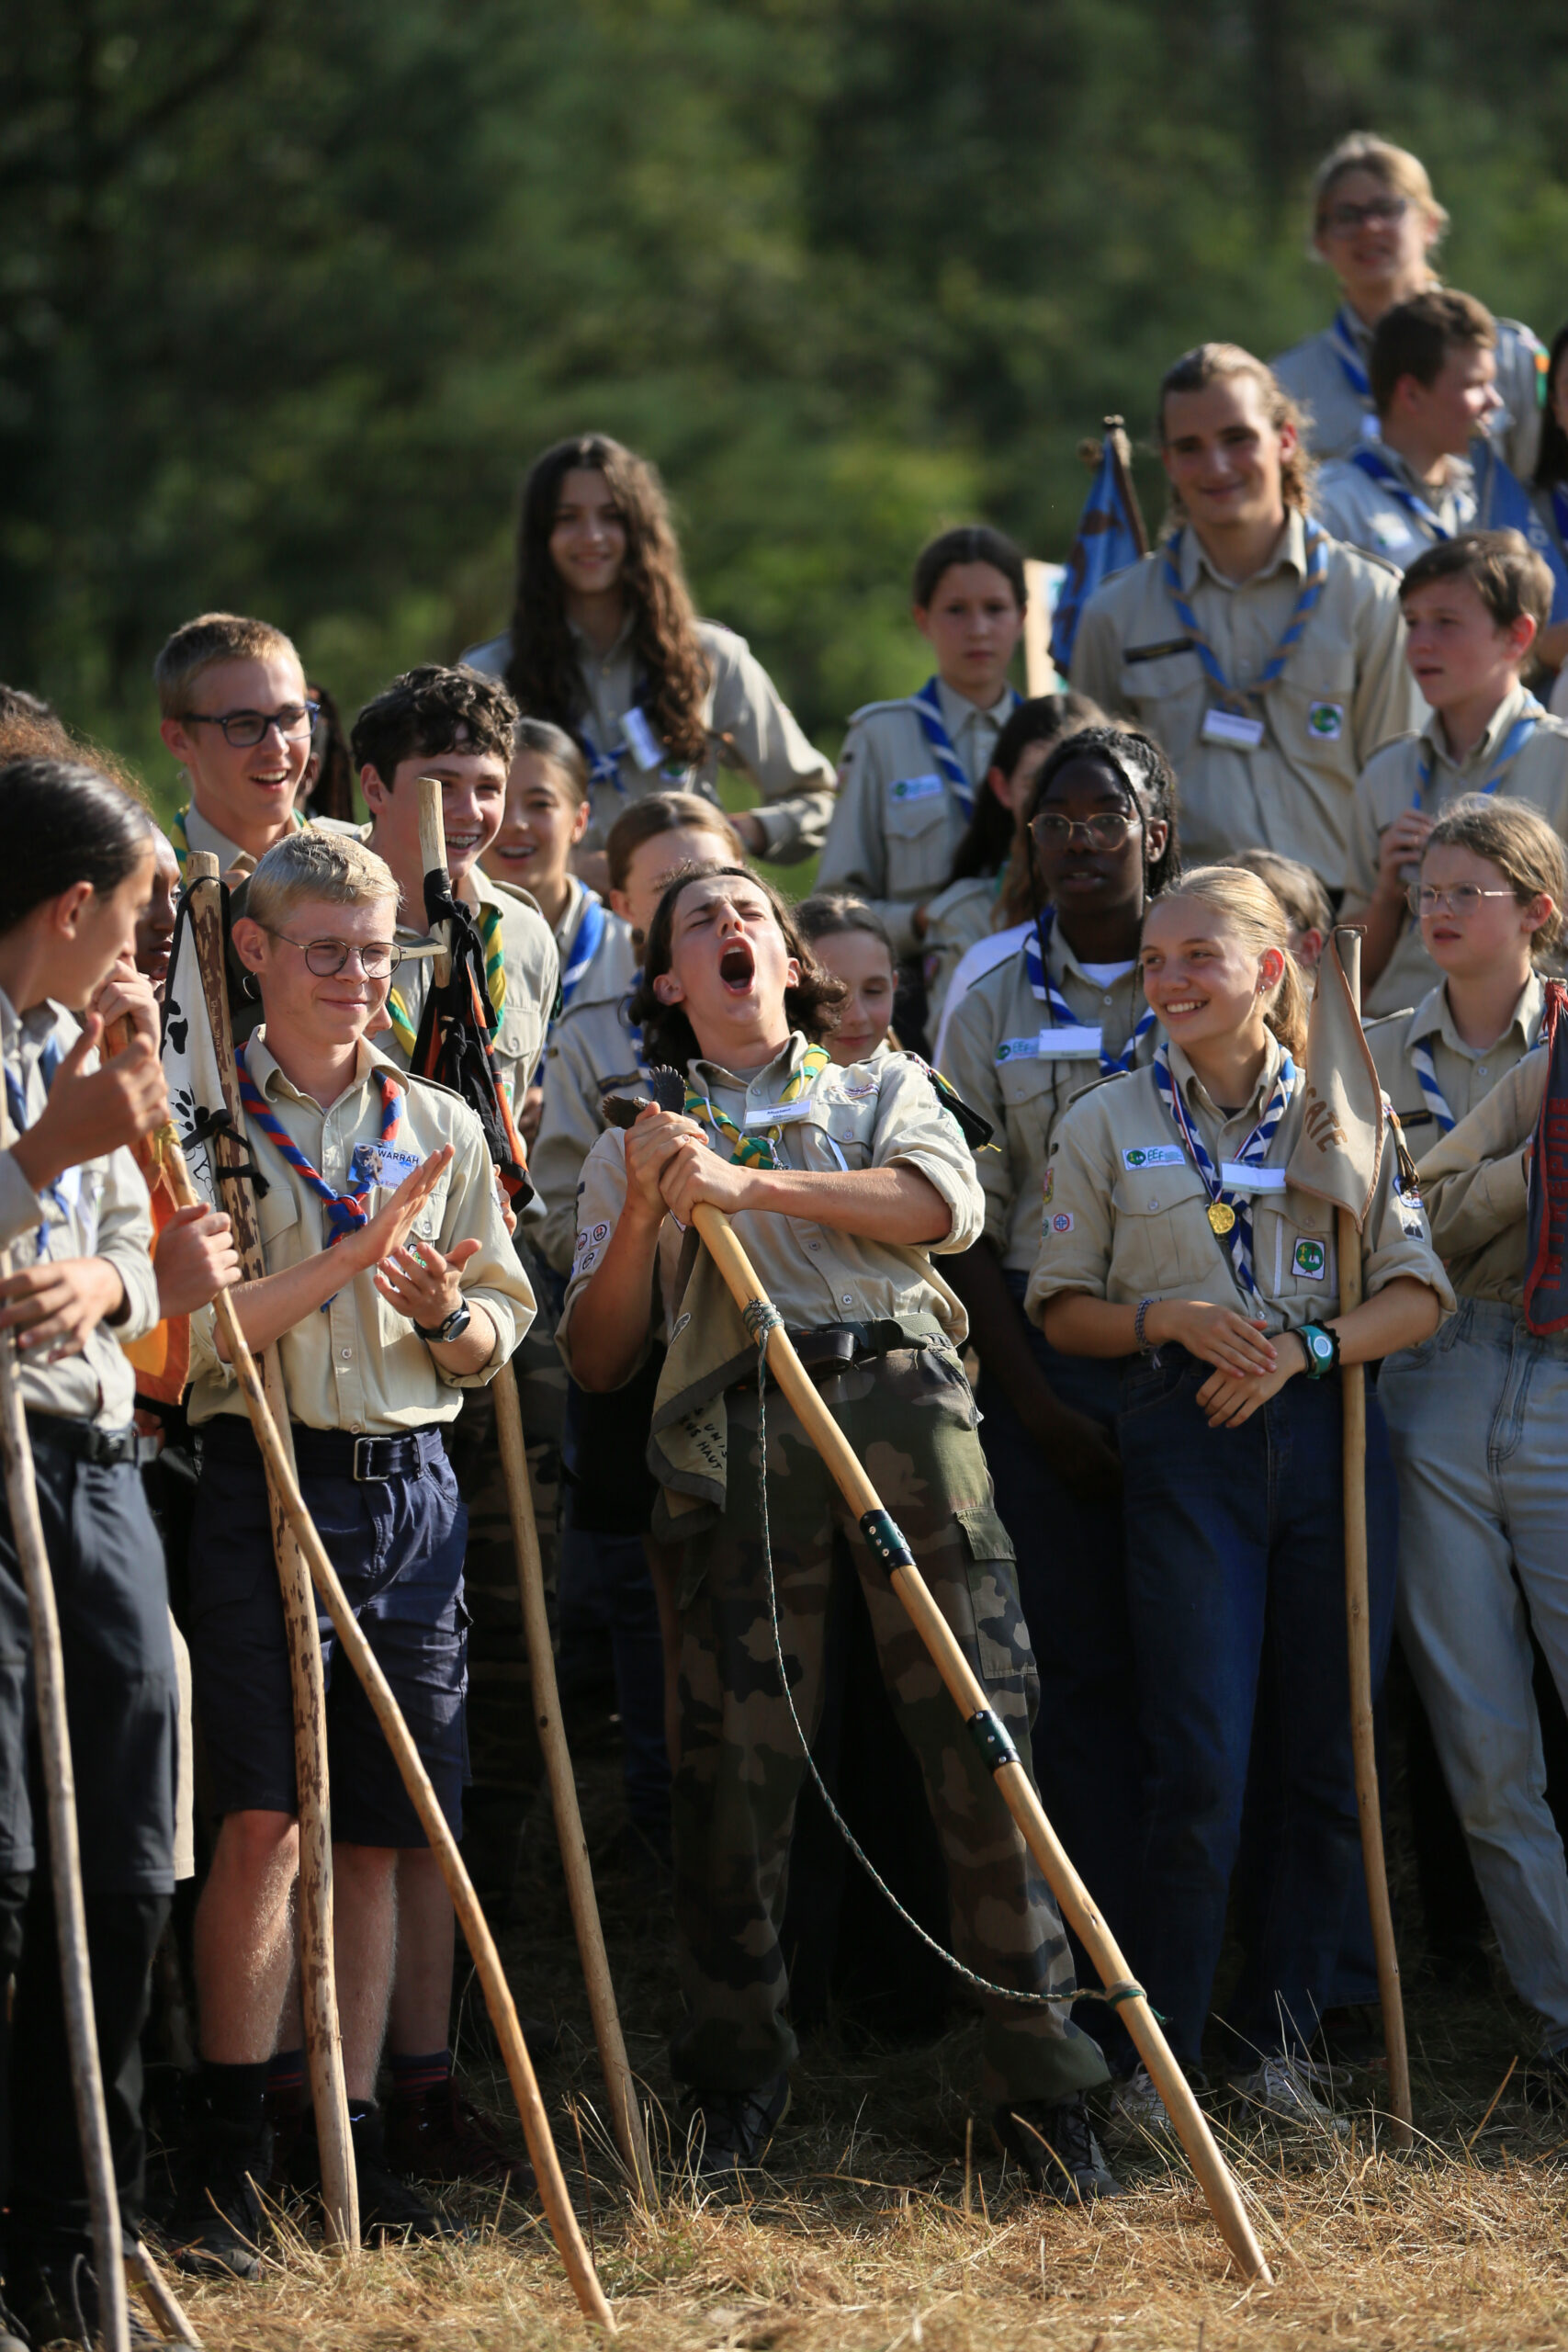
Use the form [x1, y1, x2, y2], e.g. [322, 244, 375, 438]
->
[669, 1337, 1110, 2105]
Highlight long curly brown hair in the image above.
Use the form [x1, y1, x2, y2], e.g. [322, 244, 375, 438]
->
[504, 435, 712, 767]
[628, 864, 847, 1071]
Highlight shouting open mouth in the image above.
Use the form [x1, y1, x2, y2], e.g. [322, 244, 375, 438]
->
[719, 939, 756, 992]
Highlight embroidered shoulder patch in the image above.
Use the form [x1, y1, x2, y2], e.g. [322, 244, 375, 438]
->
[1049, 1211, 1074, 1234]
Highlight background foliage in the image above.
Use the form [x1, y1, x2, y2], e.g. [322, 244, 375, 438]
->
[5, 0, 1568, 811]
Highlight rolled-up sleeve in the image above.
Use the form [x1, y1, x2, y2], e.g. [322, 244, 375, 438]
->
[553, 1128, 659, 1384]
[1359, 1142, 1457, 1311]
[937, 989, 1011, 1254]
[863, 1058, 981, 1253]
[710, 637, 834, 864]
[1419, 1052, 1543, 1262]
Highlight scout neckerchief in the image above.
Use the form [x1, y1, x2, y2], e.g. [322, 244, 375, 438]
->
[909, 677, 1021, 823]
[1153, 1041, 1297, 1300]
[236, 1043, 402, 1250]
[1349, 445, 1453, 542]
[5, 1036, 66, 1259]
[387, 902, 506, 1059]
[169, 803, 305, 880]
[1162, 520, 1329, 735]
[1328, 307, 1373, 409]
[1414, 695, 1543, 807]
[1407, 1039, 1455, 1135]
[687, 1044, 832, 1169]
[1022, 908, 1154, 1077]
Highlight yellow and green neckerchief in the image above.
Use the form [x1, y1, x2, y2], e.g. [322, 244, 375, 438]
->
[687, 1044, 830, 1168]
[386, 903, 506, 1058]
[170, 802, 306, 879]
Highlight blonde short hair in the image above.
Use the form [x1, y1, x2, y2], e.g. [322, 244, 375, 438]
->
[1148, 864, 1310, 1058]
[246, 830, 398, 931]
[1308, 132, 1449, 256]
[153, 612, 301, 718]
[1224, 848, 1333, 942]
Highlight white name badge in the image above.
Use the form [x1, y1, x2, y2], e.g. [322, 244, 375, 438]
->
[1122, 1145, 1186, 1170]
[1200, 706, 1266, 752]
[888, 772, 944, 804]
[622, 706, 665, 771]
[1035, 1025, 1103, 1058]
[1219, 1161, 1288, 1193]
[743, 1100, 816, 1129]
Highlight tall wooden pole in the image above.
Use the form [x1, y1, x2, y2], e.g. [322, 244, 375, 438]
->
[0, 1094, 131, 2352]
[412, 778, 653, 2199]
[689, 1203, 1272, 2287]
[184, 856, 359, 2249]
[1333, 928, 1413, 2146]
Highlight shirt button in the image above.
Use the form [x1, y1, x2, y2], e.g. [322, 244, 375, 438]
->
[340, 1349, 353, 1361]
[1103, 995, 1113, 1007]
[840, 1293, 853, 1306]
[1478, 1066, 1488, 1078]
[1149, 1197, 1159, 1209]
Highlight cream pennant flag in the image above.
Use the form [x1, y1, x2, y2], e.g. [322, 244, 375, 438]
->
[1285, 928, 1384, 1231]
[158, 888, 232, 1212]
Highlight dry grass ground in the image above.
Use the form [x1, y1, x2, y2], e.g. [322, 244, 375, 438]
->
[161, 1736, 1568, 2352]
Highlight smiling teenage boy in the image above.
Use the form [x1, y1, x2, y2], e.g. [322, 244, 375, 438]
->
[1070, 344, 1422, 885]
[175, 831, 535, 2271]
[1341, 531, 1568, 1017]
[156, 613, 315, 880]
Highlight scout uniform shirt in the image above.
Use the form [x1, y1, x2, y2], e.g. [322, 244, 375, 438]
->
[1341, 685, 1568, 1016]
[462, 620, 833, 864]
[555, 1034, 987, 1380]
[1367, 976, 1544, 1159]
[169, 799, 306, 881]
[1314, 447, 1477, 571]
[530, 913, 641, 1277]
[0, 995, 159, 1429]
[1416, 1041, 1551, 1304]
[1025, 1033, 1450, 1333]
[940, 920, 1155, 1275]
[818, 679, 1020, 959]
[1272, 311, 1547, 478]
[186, 1030, 536, 1434]
[1069, 511, 1421, 885]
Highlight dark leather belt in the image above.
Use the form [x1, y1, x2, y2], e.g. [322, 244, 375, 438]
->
[25, 1414, 151, 1468]
[732, 1317, 940, 1394]
[200, 1418, 446, 1485]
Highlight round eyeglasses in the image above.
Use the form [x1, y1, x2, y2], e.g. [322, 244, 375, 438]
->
[180, 703, 320, 749]
[1030, 811, 1136, 853]
[260, 930, 401, 978]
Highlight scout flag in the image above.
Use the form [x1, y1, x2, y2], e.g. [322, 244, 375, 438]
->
[1472, 442, 1568, 624]
[1048, 416, 1149, 675]
[1523, 980, 1568, 1333]
[1285, 929, 1384, 1230]
[160, 884, 237, 1213]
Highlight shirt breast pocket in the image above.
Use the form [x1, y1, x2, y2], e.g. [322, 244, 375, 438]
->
[796, 1103, 874, 1172]
[1275, 649, 1359, 776]
[255, 1182, 302, 1264]
[1264, 1194, 1336, 1301]
[1118, 652, 1203, 747]
[998, 1056, 1065, 1177]
[883, 780, 953, 899]
[1111, 1167, 1216, 1292]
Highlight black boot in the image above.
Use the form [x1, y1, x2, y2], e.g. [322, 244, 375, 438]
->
[171, 2105, 271, 2280]
[992, 2090, 1121, 2204]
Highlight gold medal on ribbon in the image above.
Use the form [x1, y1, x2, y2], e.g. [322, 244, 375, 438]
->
[1207, 1201, 1236, 1236]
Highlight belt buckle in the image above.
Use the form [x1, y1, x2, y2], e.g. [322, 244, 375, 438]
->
[352, 1435, 379, 1483]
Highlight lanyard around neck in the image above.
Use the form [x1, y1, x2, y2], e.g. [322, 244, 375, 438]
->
[1163, 523, 1327, 714]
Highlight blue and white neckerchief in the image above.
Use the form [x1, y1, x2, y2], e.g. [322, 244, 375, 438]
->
[1414, 695, 1543, 806]
[1163, 522, 1329, 718]
[1328, 307, 1373, 406]
[588, 739, 628, 796]
[909, 677, 1021, 823]
[1349, 446, 1452, 542]
[1408, 1040, 1454, 1135]
[1153, 1042, 1297, 1300]
[5, 1037, 65, 1259]
[1022, 908, 1154, 1077]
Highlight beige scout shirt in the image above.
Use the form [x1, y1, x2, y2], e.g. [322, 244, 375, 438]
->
[463, 620, 832, 864]
[1024, 1035, 1450, 1333]
[1341, 686, 1568, 1016]
[555, 1035, 987, 1382]
[1069, 512, 1421, 885]
[940, 927, 1154, 1275]
[1366, 975, 1544, 1158]
[0, 996, 159, 1429]
[817, 681, 1019, 961]
[530, 920, 642, 1278]
[169, 799, 306, 882]
[186, 1031, 535, 1434]
[1314, 448, 1476, 571]
[1416, 1042, 1551, 1305]
[1272, 313, 1546, 479]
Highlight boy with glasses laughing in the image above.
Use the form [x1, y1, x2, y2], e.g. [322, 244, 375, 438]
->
[173, 830, 534, 2273]
[155, 612, 317, 880]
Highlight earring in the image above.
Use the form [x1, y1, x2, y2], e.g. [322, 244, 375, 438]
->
[240, 970, 258, 1000]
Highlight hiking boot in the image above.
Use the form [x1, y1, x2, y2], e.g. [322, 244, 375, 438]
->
[12, 2256, 160, 2347]
[352, 2104, 461, 2243]
[171, 2109, 270, 2279]
[1100, 2064, 1179, 2148]
[676, 2075, 791, 2180]
[385, 2077, 532, 2193]
[1232, 2053, 1348, 2135]
[993, 2090, 1122, 2203]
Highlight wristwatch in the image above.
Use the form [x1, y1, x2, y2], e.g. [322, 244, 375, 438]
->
[1296, 1321, 1339, 1380]
[413, 1299, 472, 1346]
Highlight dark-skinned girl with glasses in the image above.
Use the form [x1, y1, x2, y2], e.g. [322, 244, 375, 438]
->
[1271, 132, 1547, 478]
[938, 724, 1178, 2077]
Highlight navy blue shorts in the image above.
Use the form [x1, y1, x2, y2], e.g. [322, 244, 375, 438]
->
[188, 1419, 468, 1848]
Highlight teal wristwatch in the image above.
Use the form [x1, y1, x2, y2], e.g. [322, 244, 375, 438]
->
[1296, 1321, 1339, 1380]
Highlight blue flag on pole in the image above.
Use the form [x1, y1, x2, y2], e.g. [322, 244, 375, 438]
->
[1472, 440, 1568, 624]
[1049, 424, 1148, 675]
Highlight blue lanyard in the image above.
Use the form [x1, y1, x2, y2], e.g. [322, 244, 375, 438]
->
[1153, 1044, 1296, 1301]
[1329, 308, 1372, 404]
[909, 677, 1020, 822]
[1163, 523, 1328, 713]
[1415, 700, 1542, 806]
[5, 1038, 65, 1259]
[559, 893, 607, 1012]
[1022, 909, 1154, 1077]
[1350, 447, 1451, 541]
[1408, 1041, 1454, 1135]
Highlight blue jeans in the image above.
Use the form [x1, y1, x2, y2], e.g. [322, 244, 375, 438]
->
[977, 1278, 1143, 2047]
[1117, 1347, 1397, 2067]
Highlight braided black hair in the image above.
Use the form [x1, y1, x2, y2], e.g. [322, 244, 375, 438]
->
[1023, 723, 1181, 901]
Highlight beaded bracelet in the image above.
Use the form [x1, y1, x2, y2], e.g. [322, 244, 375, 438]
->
[1134, 1296, 1159, 1356]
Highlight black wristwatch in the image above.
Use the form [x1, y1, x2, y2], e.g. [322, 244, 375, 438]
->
[1295, 1321, 1340, 1380]
[413, 1299, 472, 1346]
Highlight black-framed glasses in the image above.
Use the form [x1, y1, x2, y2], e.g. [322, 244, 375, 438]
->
[259, 928, 401, 978]
[180, 702, 320, 749]
[1030, 811, 1136, 853]
[1407, 883, 1517, 920]
[1319, 194, 1409, 236]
